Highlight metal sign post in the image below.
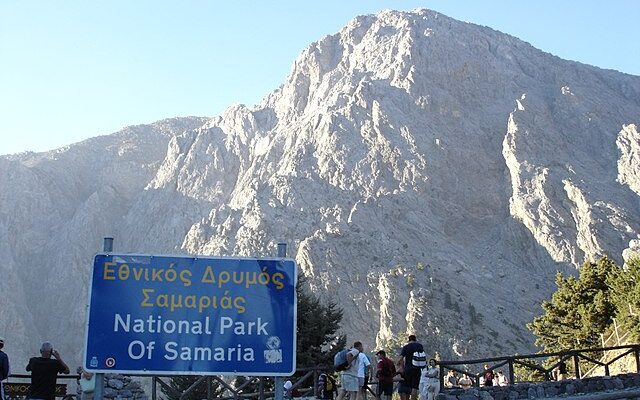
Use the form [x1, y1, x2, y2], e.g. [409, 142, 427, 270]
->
[274, 243, 287, 400]
[93, 237, 113, 400]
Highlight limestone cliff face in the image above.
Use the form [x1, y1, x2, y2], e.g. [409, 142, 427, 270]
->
[617, 124, 640, 195]
[0, 117, 209, 366]
[1, 9, 639, 369]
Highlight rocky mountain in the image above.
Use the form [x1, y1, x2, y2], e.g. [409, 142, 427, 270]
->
[1, 9, 639, 371]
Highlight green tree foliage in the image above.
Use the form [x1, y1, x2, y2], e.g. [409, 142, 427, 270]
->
[607, 257, 640, 341]
[513, 358, 546, 382]
[161, 375, 224, 400]
[233, 376, 266, 398]
[296, 278, 345, 367]
[527, 257, 618, 352]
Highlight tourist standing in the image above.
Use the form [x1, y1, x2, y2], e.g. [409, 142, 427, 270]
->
[26, 342, 70, 400]
[420, 359, 439, 400]
[318, 372, 336, 400]
[375, 350, 395, 400]
[399, 335, 425, 400]
[78, 367, 96, 400]
[0, 338, 9, 400]
[355, 344, 371, 400]
[336, 343, 361, 400]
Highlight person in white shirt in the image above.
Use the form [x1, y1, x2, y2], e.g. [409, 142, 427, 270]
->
[419, 359, 439, 400]
[78, 367, 95, 400]
[496, 370, 509, 386]
[444, 370, 457, 388]
[355, 344, 371, 400]
[336, 343, 361, 400]
[458, 374, 472, 390]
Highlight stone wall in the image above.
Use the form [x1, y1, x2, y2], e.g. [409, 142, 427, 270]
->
[77, 374, 148, 400]
[438, 373, 640, 400]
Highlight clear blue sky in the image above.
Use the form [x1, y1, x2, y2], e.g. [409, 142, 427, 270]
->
[2, 1, 639, 155]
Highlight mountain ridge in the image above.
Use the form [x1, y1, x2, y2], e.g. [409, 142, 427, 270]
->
[1, 9, 639, 371]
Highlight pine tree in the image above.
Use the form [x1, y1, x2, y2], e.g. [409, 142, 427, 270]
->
[607, 256, 640, 341]
[161, 375, 224, 400]
[527, 257, 617, 352]
[295, 278, 345, 368]
[233, 376, 267, 398]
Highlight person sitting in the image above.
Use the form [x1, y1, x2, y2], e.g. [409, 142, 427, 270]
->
[458, 374, 472, 390]
[554, 361, 567, 381]
[481, 365, 494, 387]
[496, 370, 509, 386]
[444, 370, 457, 388]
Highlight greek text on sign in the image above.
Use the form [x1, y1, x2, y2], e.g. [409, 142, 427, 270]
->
[84, 254, 297, 375]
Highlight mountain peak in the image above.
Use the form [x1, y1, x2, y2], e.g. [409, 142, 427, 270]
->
[1, 9, 639, 370]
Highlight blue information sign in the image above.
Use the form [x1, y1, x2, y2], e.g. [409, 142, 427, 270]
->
[84, 253, 297, 375]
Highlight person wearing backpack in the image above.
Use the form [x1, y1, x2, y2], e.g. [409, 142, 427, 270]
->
[375, 350, 395, 400]
[398, 335, 425, 400]
[318, 373, 336, 400]
[335, 343, 360, 400]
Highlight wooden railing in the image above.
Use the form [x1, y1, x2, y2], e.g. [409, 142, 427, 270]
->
[582, 319, 634, 378]
[150, 365, 380, 400]
[5, 374, 80, 400]
[437, 344, 640, 389]
[11, 345, 638, 400]
[150, 366, 329, 400]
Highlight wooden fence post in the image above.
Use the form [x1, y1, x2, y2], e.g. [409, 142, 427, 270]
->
[152, 377, 157, 400]
[259, 377, 265, 400]
[508, 358, 515, 385]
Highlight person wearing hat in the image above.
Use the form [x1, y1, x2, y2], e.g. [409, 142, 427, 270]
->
[0, 338, 9, 400]
[26, 342, 69, 400]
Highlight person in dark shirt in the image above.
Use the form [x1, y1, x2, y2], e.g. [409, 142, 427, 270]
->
[0, 338, 10, 400]
[482, 365, 494, 387]
[26, 342, 70, 400]
[375, 350, 395, 400]
[398, 335, 424, 400]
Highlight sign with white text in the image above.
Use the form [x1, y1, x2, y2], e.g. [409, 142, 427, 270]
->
[84, 253, 297, 375]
